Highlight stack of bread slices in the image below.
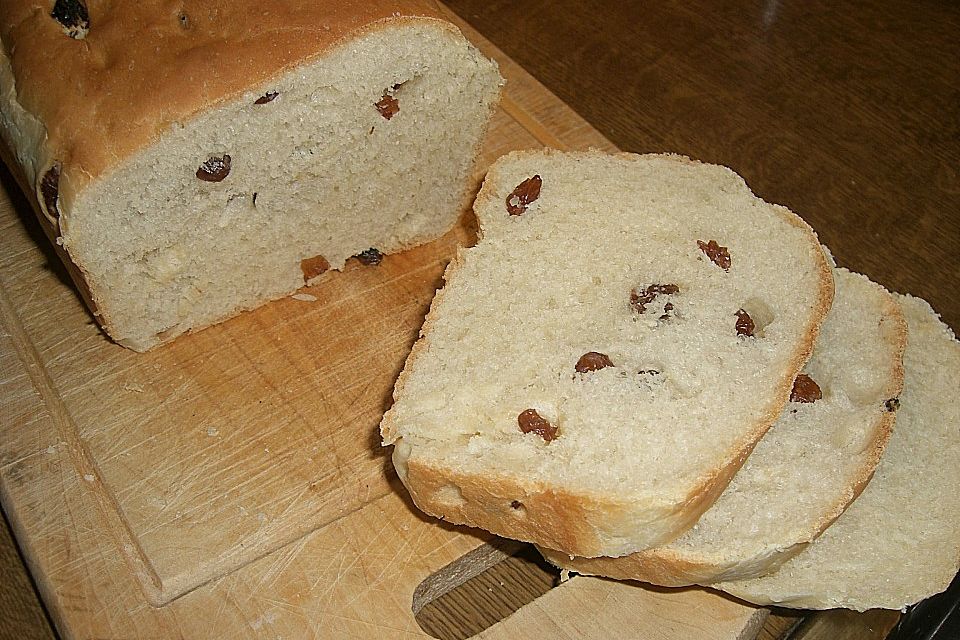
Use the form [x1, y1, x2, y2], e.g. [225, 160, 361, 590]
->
[381, 150, 960, 612]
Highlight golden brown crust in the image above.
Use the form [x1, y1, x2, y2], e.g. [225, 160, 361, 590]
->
[398, 451, 729, 558]
[1, 1, 446, 198]
[383, 150, 837, 558]
[0, 1, 489, 350]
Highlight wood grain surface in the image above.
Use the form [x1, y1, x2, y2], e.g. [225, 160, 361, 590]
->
[0, 4, 765, 640]
[2, 0, 958, 638]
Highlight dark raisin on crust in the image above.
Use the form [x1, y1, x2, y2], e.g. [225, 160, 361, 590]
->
[630, 284, 680, 314]
[255, 91, 278, 105]
[300, 254, 330, 282]
[51, 0, 89, 39]
[510, 500, 523, 509]
[354, 248, 383, 266]
[735, 308, 756, 337]
[40, 163, 62, 219]
[506, 175, 542, 216]
[790, 373, 822, 403]
[575, 351, 614, 373]
[196, 154, 232, 182]
[884, 397, 900, 412]
[518, 409, 557, 442]
[697, 239, 731, 271]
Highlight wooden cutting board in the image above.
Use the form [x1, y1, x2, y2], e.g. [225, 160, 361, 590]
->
[0, 6, 766, 638]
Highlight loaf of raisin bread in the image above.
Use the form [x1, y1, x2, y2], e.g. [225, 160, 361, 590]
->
[718, 293, 960, 610]
[539, 268, 906, 583]
[0, 1, 502, 350]
[381, 151, 834, 557]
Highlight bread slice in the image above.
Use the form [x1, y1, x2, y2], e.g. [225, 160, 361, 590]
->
[718, 294, 960, 610]
[381, 151, 834, 557]
[0, 2, 502, 350]
[539, 268, 906, 583]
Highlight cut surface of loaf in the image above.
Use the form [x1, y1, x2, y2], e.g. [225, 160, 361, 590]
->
[381, 150, 834, 557]
[718, 294, 960, 611]
[0, 1, 502, 350]
[539, 268, 906, 583]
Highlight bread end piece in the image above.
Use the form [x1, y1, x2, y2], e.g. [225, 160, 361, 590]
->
[0, 6, 502, 350]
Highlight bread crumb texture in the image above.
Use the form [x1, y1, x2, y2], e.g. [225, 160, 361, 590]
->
[0, 5, 501, 349]
[720, 294, 960, 610]
[541, 268, 906, 584]
[382, 151, 833, 556]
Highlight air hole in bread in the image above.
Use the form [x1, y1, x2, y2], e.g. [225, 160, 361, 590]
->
[435, 484, 466, 508]
[740, 297, 775, 336]
[40, 163, 62, 221]
[177, 11, 190, 30]
[509, 500, 527, 516]
[51, 0, 89, 39]
[842, 377, 890, 408]
[636, 368, 665, 391]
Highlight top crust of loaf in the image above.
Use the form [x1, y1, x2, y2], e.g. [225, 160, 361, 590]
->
[0, 1, 496, 347]
[539, 268, 907, 584]
[0, 1, 448, 203]
[382, 150, 834, 557]
[720, 294, 960, 611]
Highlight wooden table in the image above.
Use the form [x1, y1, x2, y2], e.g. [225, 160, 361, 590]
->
[2, 1, 957, 638]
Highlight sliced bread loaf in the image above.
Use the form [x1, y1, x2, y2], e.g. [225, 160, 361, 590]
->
[718, 294, 960, 610]
[0, 2, 502, 350]
[539, 268, 906, 583]
[381, 151, 834, 557]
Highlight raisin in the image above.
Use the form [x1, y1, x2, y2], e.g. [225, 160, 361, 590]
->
[40, 163, 62, 219]
[518, 409, 557, 442]
[300, 254, 330, 282]
[510, 500, 523, 510]
[506, 175, 542, 216]
[575, 351, 614, 373]
[630, 284, 680, 314]
[697, 239, 731, 271]
[375, 92, 399, 120]
[790, 374, 822, 403]
[354, 248, 383, 266]
[196, 155, 231, 182]
[51, 0, 89, 39]
[660, 302, 676, 321]
[735, 309, 756, 337]
[254, 91, 278, 105]
[884, 398, 900, 412]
